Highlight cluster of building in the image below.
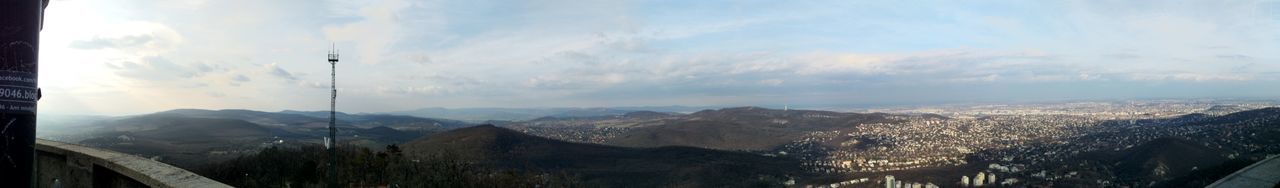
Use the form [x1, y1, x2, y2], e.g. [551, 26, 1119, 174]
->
[959, 172, 996, 187]
[792, 101, 1278, 187]
[803, 175, 945, 188]
[860, 100, 1273, 118]
[881, 175, 938, 188]
[504, 115, 676, 144]
[786, 114, 1105, 173]
[511, 125, 629, 143]
[804, 177, 870, 188]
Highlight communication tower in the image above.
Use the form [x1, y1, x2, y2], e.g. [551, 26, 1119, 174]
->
[327, 44, 339, 188]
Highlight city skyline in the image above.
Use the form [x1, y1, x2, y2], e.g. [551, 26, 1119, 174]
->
[38, 0, 1280, 115]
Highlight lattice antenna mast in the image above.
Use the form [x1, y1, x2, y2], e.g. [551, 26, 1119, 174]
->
[326, 43, 340, 188]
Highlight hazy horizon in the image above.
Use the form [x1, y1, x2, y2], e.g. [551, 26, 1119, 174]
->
[37, 0, 1280, 116]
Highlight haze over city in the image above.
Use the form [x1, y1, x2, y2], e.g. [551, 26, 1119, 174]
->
[37, 0, 1280, 115]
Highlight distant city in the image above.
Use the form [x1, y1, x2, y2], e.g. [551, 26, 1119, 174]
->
[497, 99, 1280, 187]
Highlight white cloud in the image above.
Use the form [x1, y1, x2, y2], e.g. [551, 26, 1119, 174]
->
[322, 0, 415, 64]
[264, 63, 299, 81]
[33, 0, 1280, 115]
[70, 35, 153, 49]
[376, 85, 450, 96]
[759, 79, 784, 86]
[1127, 73, 1253, 82]
[232, 74, 250, 82]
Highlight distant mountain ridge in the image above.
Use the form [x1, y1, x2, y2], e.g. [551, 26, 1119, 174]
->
[387, 106, 713, 121]
[279, 110, 472, 130]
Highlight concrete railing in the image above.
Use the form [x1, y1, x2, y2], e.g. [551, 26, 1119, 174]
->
[1207, 155, 1280, 188]
[33, 139, 231, 188]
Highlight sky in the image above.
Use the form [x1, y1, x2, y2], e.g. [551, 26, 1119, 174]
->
[36, 0, 1280, 115]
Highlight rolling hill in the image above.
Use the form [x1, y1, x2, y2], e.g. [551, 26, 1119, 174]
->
[1071, 107, 1280, 186]
[1111, 137, 1227, 183]
[402, 125, 806, 187]
[77, 113, 279, 168]
[66, 109, 473, 169]
[605, 107, 901, 151]
[103, 113, 272, 142]
[158, 109, 326, 128]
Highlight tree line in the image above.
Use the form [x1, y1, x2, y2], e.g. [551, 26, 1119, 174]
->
[195, 144, 582, 188]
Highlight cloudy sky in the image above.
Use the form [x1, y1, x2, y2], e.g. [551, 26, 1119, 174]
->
[37, 0, 1280, 115]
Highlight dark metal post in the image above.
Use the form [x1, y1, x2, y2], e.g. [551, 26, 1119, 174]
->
[0, 0, 46, 187]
